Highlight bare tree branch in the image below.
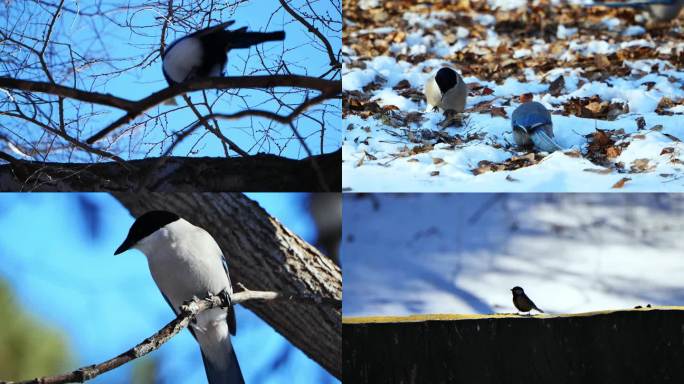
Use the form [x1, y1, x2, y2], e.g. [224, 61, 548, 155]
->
[0, 149, 341, 191]
[1, 289, 340, 384]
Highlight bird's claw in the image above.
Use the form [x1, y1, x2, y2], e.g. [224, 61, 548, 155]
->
[219, 288, 233, 309]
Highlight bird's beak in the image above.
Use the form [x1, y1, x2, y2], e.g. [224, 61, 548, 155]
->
[114, 237, 134, 255]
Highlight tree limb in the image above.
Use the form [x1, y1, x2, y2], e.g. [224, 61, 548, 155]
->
[0, 149, 341, 192]
[1, 289, 339, 384]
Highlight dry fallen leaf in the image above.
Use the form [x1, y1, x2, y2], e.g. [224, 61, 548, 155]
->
[612, 177, 631, 189]
[630, 158, 653, 173]
[548, 75, 565, 97]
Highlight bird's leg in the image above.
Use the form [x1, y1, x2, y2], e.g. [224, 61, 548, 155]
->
[439, 110, 463, 129]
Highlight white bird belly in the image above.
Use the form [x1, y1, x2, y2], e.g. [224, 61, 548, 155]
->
[163, 38, 204, 83]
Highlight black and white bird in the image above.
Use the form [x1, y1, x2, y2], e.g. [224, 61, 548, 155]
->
[162, 20, 285, 85]
[424, 67, 467, 114]
[115, 210, 244, 384]
[511, 101, 562, 153]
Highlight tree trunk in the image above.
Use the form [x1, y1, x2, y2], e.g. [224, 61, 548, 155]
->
[113, 193, 341, 378]
[0, 150, 340, 192]
[343, 308, 684, 383]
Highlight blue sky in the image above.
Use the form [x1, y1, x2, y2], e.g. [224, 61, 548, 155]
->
[0, 193, 338, 384]
[1, 0, 340, 161]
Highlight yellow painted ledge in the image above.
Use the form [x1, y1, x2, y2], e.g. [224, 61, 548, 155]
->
[342, 306, 684, 324]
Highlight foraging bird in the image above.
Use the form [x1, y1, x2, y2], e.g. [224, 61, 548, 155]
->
[424, 67, 468, 114]
[115, 210, 244, 384]
[511, 101, 562, 153]
[511, 286, 544, 315]
[590, 0, 684, 22]
[162, 20, 285, 85]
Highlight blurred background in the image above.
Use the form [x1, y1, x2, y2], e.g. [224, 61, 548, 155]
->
[343, 193, 684, 317]
[0, 193, 340, 384]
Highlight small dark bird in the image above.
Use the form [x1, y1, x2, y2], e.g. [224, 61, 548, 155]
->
[162, 20, 285, 85]
[511, 286, 544, 315]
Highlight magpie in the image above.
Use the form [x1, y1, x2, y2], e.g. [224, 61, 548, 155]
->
[162, 20, 285, 85]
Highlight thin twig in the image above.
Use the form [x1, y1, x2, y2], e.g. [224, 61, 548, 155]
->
[279, 0, 340, 69]
[1, 289, 340, 384]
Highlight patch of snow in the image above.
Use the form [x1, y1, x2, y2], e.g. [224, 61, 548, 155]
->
[602, 17, 621, 30]
[343, 194, 684, 316]
[623, 25, 646, 37]
[557, 25, 578, 40]
[488, 0, 527, 11]
[358, 0, 379, 10]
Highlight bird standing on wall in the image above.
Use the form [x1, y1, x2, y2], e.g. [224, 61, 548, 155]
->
[162, 20, 286, 85]
[511, 101, 562, 153]
[115, 210, 245, 384]
[511, 286, 544, 315]
[424, 67, 468, 127]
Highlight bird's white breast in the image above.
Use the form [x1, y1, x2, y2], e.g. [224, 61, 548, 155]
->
[424, 75, 443, 109]
[135, 219, 231, 312]
[163, 37, 204, 83]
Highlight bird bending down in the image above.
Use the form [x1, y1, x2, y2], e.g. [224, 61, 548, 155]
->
[511, 101, 562, 153]
[424, 67, 467, 127]
[162, 20, 286, 85]
[115, 210, 244, 384]
[589, 0, 684, 22]
[511, 286, 544, 315]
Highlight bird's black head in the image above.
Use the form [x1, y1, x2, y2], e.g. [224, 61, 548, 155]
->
[511, 286, 524, 295]
[434, 67, 458, 94]
[114, 211, 180, 255]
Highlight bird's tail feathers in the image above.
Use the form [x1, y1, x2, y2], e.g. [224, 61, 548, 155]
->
[225, 30, 286, 49]
[530, 129, 562, 152]
[200, 335, 245, 384]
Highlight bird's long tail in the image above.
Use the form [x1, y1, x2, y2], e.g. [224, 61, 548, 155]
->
[198, 333, 245, 384]
[226, 30, 286, 49]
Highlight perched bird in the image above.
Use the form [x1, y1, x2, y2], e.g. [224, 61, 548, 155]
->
[162, 20, 285, 85]
[424, 67, 468, 114]
[115, 210, 244, 384]
[511, 101, 562, 153]
[511, 286, 544, 315]
[590, 0, 684, 22]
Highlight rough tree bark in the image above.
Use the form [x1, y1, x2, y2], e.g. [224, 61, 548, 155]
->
[113, 193, 341, 378]
[0, 150, 340, 192]
[343, 308, 684, 383]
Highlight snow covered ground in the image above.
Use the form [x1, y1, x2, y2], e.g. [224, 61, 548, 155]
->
[343, 1, 684, 191]
[342, 194, 684, 317]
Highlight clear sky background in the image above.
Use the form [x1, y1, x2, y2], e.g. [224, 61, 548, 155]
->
[1, 0, 341, 162]
[0, 193, 338, 384]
